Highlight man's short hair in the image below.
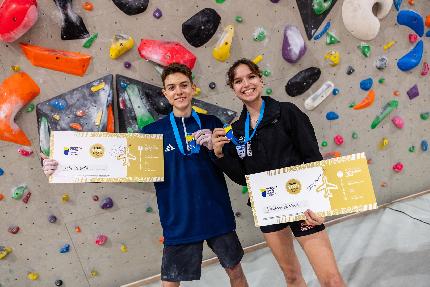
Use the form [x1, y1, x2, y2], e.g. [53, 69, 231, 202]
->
[161, 63, 193, 86]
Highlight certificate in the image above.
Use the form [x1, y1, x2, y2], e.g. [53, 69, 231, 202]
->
[246, 153, 377, 226]
[49, 131, 164, 183]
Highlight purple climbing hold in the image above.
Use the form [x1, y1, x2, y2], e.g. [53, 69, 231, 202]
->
[407, 84, 419, 100]
[124, 61, 132, 69]
[48, 215, 57, 223]
[270, 0, 280, 2]
[282, 25, 307, 63]
[100, 197, 114, 209]
[326, 111, 339, 120]
[153, 8, 162, 19]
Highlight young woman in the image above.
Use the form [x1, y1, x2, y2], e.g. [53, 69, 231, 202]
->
[212, 58, 345, 287]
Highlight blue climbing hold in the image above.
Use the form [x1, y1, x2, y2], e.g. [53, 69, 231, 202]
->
[397, 40, 423, 71]
[421, 140, 428, 151]
[120, 81, 128, 89]
[313, 21, 331, 40]
[49, 98, 68, 111]
[393, 0, 402, 11]
[60, 244, 70, 253]
[426, 30, 430, 37]
[0, 168, 3, 176]
[332, 88, 340, 95]
[360, 78, 373, 91]
[397, 10, 424, 37]
[326, 111, 339, 121]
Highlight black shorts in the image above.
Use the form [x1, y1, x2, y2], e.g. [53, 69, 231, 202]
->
[260, 220, 325, 237]
[161, 231, 244, 282]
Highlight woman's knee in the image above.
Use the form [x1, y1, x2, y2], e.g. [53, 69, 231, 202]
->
[320, 272, 345, 287]
[279, 263, 302, 283]
[225, 263, 245, 280]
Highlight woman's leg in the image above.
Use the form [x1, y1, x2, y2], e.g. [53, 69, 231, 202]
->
[161, 281, 180, 287]
[296, 230, 345, 287]
[264, 227, 307, 287]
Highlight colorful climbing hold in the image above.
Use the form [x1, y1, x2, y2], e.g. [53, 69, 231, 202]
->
[360, 78, 373, 91]
[0, 246, 13, 260]
[75, 226, 81, 233]
[421, 140, 428, 151]
[235, 16, 243, 23]
[53, 114, 60, 121]
[146, 206, 153, 213]
[208, 82, 216, 90]
[352, 132, 358, 139]
[358, 43, 371, 57]
[346, 66, 355, 75]
[262, 69, 271, 77]
[334, 135, 344, 146]
[421, 62, 429, 76]
[408, 145, 415, 152]
[49, 98, 67, 111]
[420, 112, 429, 120]
[12, 184, 27, 200]
[265, 88, 272, 95]
[95, 235, 108, 246]
[378, 78, 385, 84]
[241, 186, 248, 194]
[62, 194, 70, 203]
[153, 8, 162, 19]
[252, 54, 263, 64]
[383, 41, 396, 51]
[393, 90, 400, 97]
[407, 84, 419, 100]
[391, 116, 404, 129]
[120, 244, 128, 253]
[100, 197, 113, 209]
[83, 33, 98, 48]
[393, 162, 404, 173]
[55, 279, 63, 286]
[312, 0, 333, 15]
[70, 123, 83, 131]
[0, 193, 4, 200]
[326, 31, 340, 45]
[409, 33, 418, 43]
[82, 2, 93, 11]
[215, 0, 225, 3]
[253, 27, 266, 41]
[8, 225, 20, 234]
[324, 50, 340, 66]
[11, 65, 21, 72]
[313, 21, 331, 40]
[90, 270, 98, 277]
[235, 211, 242, 217]
[27, 272, 39, 281]
[26, 103, 35, 112]
[332, 88, 340, 95]
[60, 244, 70, 253]
[22, 192, 31, 203]
[18, 147, 33, 157]
[321, 141, 328, 147]
[213, 24, 234, 62]
[48, 215, 57, 223]
[326, 111, 339, 120]
[91, 82, 105, 92]
[371, 100, 399, 129]
[375, 56, 388, 70]
[110, 34, 134, 59]
[124, 61, 132, 69]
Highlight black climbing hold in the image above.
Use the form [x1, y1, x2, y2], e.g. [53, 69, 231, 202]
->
[209, 82, 216, 89]
[182, 8, 221, 47]
[296, 0, 338, 40]
[112, 0, 149, 15]
[53, 0, 89, 40]
[55, 279, 63, 286]
[346, 65, 355, 75]
[285, 67, 321, 97]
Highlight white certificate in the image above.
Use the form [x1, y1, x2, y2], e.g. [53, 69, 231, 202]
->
[49, 131, 164, 183]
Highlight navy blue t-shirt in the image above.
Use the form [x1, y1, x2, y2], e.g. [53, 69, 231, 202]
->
[143, 113, 235, 245]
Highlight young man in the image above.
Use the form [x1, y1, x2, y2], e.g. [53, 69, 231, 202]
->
[42, 63, 248, 287]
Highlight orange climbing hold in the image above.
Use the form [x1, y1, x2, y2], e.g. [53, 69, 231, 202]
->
[20, 43, 92, 76]
[0, 193, 4, 201]
[426, 15, 430, 28]
[393, 90, 400, 97]
[82, 2, 93, 11]
[70, 123, 83, 131]
[408, 0, 414, 5]
[107, 104, 114, 133]
[0, 72, 40, 146]
[353, 90, 375, 110]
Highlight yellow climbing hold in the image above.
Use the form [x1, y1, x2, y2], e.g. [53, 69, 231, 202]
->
[11, 65, 21, 72]
[27, 272, 39, 281]
[192, 105, 208, 114]
[90, 270, 98, 277]
[379, 137, 389, 149]
[212, 24, 235, 62]
[194, 87, 201, 96]
[62, 194, 70, 203]
[252, 54, 263, 64]
[383, 41, 396, 51]
[94, 110, 103, 126]
[110, 34, 134, 59]
[324, 50, 340, 66]
[0, 247, 12, 259]
[120, 244, 128, 253]
[91, 81, 105, 92]
[53, 114, 61, 121]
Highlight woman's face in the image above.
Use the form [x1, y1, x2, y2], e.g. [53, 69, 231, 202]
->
[231, 64, 263, 104]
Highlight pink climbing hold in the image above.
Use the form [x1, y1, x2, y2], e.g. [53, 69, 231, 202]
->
[95, 234, 108, 246]
[408, 33, 418, 43]
[391, 116, 404, 129]
[392, 162, 404, 172]
[421, 62, 429, 76]
[334, 134, 344, 145]
[18, 147, 33, 157]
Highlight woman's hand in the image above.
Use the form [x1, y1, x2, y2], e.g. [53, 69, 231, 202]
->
[194, 129, 213, 150]
[304, 209, 325, 226]
[40, 153, 58, 177]
[212, 128, 230, 158]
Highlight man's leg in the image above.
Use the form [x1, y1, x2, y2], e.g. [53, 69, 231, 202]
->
[161, 281, 180, 287]
[207, 231, 248, 287]
[295, 230, 345, 287]
[263, 226, 307, 287]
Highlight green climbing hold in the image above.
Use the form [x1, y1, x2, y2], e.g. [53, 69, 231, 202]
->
[127, 127, 134, 133]
[215, 0, 225, 3]
[378, 78, 385, 84]
[235, 16, 243, 23]
[146, 207, 153, 213]
[83, 33, 98, 48]
[349, 102, 356, 108]
[358, 43, 371, 57]
[265, 88, 272, 95]
[321, 140, 328, 147]
[26, 103, 35, 112]
[253, 27, 266, 41]
[352, 132, 358, 139]
[409, 146, 415, 153]
[262, 69, 271, 77]
[420, 112, 429, 120]
[326, 31, 340, 45]
[12, 184, 27, 200]
[241, 186, 248, 194]
[312, 0, 333, 15]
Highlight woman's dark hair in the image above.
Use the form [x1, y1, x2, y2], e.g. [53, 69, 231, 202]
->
[161, 63, 193, 86]
[226, 58, 262, 88]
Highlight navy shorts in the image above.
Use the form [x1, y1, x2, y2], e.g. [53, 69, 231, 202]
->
[260, 220, 325, 237]
[161, 231, 244, 282]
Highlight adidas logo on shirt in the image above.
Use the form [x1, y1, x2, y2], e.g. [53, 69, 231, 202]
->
[165, 144, 175, 152]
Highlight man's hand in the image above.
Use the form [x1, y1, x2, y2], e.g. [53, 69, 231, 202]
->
[211, 128, 230, 158]
[304, 209, 325, 226]
[194, 129, 213, 150]
[40, 153, 58, 177]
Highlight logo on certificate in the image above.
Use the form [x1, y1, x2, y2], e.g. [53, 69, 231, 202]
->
[90, 144, 105, 158]
[260, 186, 276, 198]
[286, 179, 302, 195]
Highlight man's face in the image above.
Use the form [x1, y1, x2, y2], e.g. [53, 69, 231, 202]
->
[162, 72, 195, 111]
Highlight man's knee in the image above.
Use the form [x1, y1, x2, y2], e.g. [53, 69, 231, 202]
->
[279, 263, 302, 284]
[225, 263, 245, 281]
[320, 273, 345, 287]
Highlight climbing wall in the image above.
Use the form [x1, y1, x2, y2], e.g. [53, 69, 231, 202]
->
[0, 0, 429, 286]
